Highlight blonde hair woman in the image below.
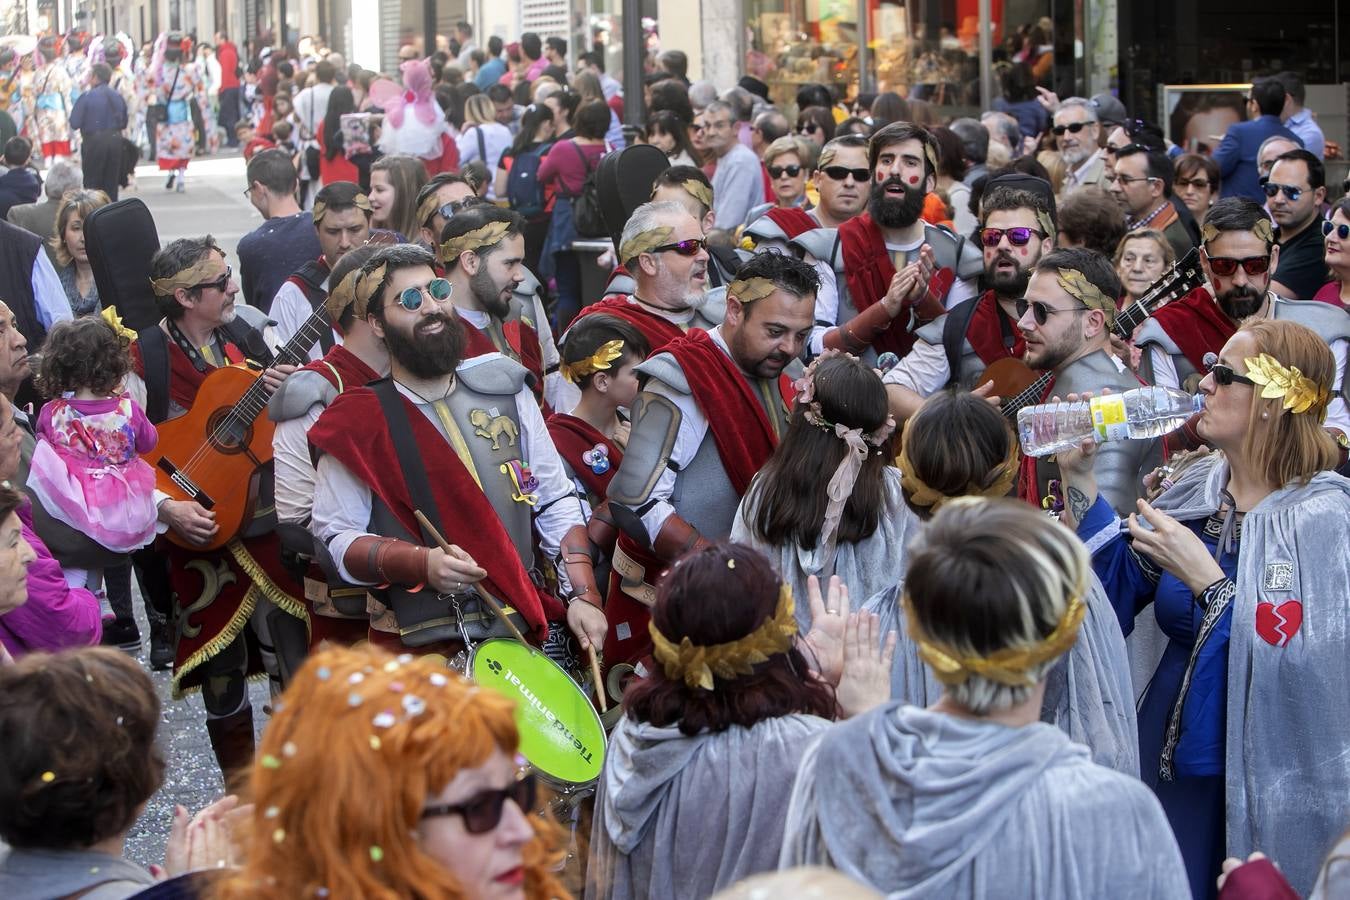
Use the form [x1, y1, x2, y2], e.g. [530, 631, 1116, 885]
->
[48, 189, 110, 316]
[780, 499, 1188, 897]
[1113, 229, 1174, 305]
[457, 94, 513, 199]
[1059, 318, 1350, 898]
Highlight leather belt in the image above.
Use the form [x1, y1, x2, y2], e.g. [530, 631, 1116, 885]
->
[611, 544, 658, 608]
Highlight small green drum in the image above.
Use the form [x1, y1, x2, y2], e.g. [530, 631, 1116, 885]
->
[469, 639, 606, 789]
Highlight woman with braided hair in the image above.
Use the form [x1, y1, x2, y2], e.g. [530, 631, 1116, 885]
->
[780, 499, 1188, 898]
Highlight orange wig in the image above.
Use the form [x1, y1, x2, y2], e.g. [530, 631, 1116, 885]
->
[211, 646, 569, 900]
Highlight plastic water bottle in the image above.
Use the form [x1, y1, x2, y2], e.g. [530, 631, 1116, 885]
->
[1017, 387, 1203, 457]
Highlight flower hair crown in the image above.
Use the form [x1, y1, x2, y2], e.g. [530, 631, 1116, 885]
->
[791, 350, 896, 447]
[904, 593, 1086, 687]
[560, 339, 624, 384]
[1244, 353, 1330, 419]
[649, 583, 797, 691]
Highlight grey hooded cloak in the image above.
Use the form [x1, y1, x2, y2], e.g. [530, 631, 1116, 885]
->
[778, 704, 1188, 899]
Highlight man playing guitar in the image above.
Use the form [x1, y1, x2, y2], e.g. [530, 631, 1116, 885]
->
[126, 235, 303, 785]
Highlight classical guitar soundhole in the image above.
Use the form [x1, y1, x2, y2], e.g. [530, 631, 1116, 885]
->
[206, 407, 251, 455]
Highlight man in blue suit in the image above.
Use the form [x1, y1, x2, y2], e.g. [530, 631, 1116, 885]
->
[1213, 76, 1302, 203]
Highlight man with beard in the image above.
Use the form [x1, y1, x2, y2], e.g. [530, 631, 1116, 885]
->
[600, 251, 816, 677]
[1014, 247, 1162, 515]
[438, 204, 566, 412]
[742, 134, 870, 252]
[125, 236, 304, 783]
[270, 182, 374, 361]
[307, 244, 608, 665]
[808, 122, 982, 364]
[1136, 197, 1350, 438]
[884, 176, 1057, 421]
[1055, 98, 1106, 192]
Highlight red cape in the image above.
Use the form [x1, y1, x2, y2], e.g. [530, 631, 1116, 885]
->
[307, 386, 550, 634]
[965, 289, 1027, 365]
[572, 294, 689, 354]
[1150, 286, 1237, 372]
[303, 344, 380, 393]
[546, 413, 622, 499]
[838, 212, 951, 357]
[131, 331, 245, 412]
[459, 313, 546, 408]
[662, 329, 791, 496]
[764, 206, 818, 239]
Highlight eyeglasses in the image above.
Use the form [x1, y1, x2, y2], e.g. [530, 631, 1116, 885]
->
[388, 278, 454, 311]
[192, 266, 233, 292]
[1323, 220, 1350, 241]
[1206, 255, 1271, 277]
[1105, 173, 1158, 187]
[1174, 177, 1214, 191]
[1016, 298, 1090, 326]
[980, 226, 1045, 248]
[1203, 352, 1257, 388]
[1052, 121, 1092, 136]
[650, 238, 707, 256]
[767, 164, 802, 178]
[421, 773, 536, 834]
[1262, 182, 1304, 202]
[821, 165, 870, 183]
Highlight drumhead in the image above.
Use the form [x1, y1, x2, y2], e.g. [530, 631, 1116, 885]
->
[470, 639, 606, 787]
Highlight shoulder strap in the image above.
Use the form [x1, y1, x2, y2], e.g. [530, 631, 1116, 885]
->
[569, 139, 593, 175]
[138, 327, 171, 424]
[370, 379, 444, 545]
[476, 126, 486, 164]
[221, 317, 275, 366]
[942, 296, 982, 387]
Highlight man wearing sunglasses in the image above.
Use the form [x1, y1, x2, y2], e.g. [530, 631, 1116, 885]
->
[414, 172, 477, 249]
[309, 243, 609, 667]
[1107, 146, 1195, 262]
[437, 205, 565, 413]
[270, 182, 373, 363]
[1053, 98, 1106, 192]
[742, 135, 870, 261]
[602, 252, 816, 668]
[810, 122, 981, 363]
[1212, 77, 1302, 203]
[126, 235, 303, 782]
[884, 177, 1056, 421]
[1135, 197, 1350, 439]
[647, 167, 743, 290]
[1265, 149, 1330, 301]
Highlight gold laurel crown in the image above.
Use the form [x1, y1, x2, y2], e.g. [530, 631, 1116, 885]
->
[1244, 353, 1331, 418]
[441, 220, 514, 261]
[649, 584, 798, 691]
[618, 225, 675, 265]
[560, 339, 625, 383]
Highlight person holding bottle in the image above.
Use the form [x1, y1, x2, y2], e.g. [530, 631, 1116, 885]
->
[1056, 318, 1350, 900]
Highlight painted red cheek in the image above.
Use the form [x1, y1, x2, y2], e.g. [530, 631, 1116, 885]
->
[1019, 246, 1029, 256]
[908, 175, 920, 185]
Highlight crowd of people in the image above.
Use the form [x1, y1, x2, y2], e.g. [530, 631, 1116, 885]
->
[1, 22, 1349, 900]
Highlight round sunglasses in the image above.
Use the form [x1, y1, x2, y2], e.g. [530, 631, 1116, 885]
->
[1052, 121, 1092, 137]
[767, 164, 803, 178]
[1202, 352, 1257, 387]
[980, 227, 1045, 248]
[650, 238, 707, 256]
[1206, 255, 1270, 277]
[420, 772, 536, 834]
[821, 165, 870, 183]
[1323, 220, 1350, 241]
[388, 277, 454, 311]
[1016, 297, 1090, 326]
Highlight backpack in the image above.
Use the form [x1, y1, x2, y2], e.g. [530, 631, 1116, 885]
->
[568, 141, 609, 239]
[505, 140, 552, 218]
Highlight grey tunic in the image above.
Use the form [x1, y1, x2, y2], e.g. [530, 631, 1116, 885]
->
[779, 705, 1189, 899]
[586, 714, 832, 900]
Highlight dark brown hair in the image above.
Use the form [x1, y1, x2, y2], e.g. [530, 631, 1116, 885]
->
[36, 317, 132, 398]
[623, 542, 836, 735]
[0, 647, 164, 849]
[745, 354, 891, 547]
[559, 313, 649, 390]
[900, 389, 1016, 519]
[0, 480, 23, 523]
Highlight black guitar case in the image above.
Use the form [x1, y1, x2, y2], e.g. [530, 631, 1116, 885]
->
[596, 144, 671, 250]
[84, 197, 163, 331]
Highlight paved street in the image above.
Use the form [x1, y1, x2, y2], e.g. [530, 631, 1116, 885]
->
[117, 149, 275, 869]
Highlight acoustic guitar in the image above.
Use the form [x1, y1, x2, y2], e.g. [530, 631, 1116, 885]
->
[143, 305, 337, 551]
[980, 247, 1205, 423]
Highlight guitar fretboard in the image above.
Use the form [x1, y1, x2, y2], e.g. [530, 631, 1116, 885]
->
[219, 305, 333, 434]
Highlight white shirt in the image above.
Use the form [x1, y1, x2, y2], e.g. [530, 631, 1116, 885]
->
[310, 355, 585, 585]
[456, 124, 514, 198]
[271, 276, 340, 362]
[32, 249, 74, 329]
[294, 83, 335, 141]
[882, 336, 951, 396]
[273, 402, 325, 524]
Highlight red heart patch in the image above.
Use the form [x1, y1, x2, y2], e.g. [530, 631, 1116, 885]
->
[1255, 599, 1303, 648]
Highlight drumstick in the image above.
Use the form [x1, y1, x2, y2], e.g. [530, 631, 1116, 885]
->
[414, 509, 527, 645]
[588, 647, 608, 712]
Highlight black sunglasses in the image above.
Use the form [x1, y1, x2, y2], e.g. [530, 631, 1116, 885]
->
[1203, 352, 1257, 387]
[980, 226, 1044, 248]
[1323, 220, 1350, 241]
[192, 266, 233, 292]
[421, 772, 536, 834]
[1262, 182, 1304, 202]
[767, 164, 803, 178]
[1052, 121, 1092, 136]
[1206, 255, 1271, 277]
[797, 122, 820, 134]
[435, 197, 482, 223]
[650, 238, 706, 256]
[821, 165, 870, 183]
[1174, 177, 1214, 191]
[387, 278, 454, 311]
[1016, 297, 1090, 326]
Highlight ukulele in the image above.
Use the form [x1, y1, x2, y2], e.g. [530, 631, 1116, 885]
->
[143, 305, 337, 551]
[981, 247, 1205, 422]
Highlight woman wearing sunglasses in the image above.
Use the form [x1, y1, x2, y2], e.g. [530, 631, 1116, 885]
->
[1314, 197, 1350, 308]
[1057, 319, 1350, 900]
[795, 107, 835, 149]
[213, 645, 569, 900]
[742, 135, 815, 229]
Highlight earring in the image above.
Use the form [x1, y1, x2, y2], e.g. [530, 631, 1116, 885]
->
[1261, 411, 1269, 419]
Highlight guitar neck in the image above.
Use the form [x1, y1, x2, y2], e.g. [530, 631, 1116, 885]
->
[1002, 370, 1054, 421]
[274, 305, 334, 368]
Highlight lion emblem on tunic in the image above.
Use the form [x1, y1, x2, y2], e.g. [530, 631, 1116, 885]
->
[470, 408, 519, 450]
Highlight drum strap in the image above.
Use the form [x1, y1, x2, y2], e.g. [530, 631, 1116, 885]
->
[371, 378, 445, 548]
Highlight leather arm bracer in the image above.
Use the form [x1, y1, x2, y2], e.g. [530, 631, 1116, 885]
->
[560, 523, 603, 608]
[825, 300, 901, 354]
[343, 536, 429, 591]
[652, 514, 711, 564]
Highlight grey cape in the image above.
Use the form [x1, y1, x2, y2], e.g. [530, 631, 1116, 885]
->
[586, 714, 832, 900]
[1092, 453, 1350, 895]
[778, 705, 1189, 899]
[0, 845, 157, 900]
[733, 474, 1138, 775]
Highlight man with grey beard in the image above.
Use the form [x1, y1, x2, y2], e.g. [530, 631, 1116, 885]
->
[1055, 97, 1106, 192]
[1135, 197, 1350, 439]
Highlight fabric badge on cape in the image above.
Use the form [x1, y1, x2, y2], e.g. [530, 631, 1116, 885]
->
[582, 443, 610, 475]
[1262, 562, 1294, 591]
[1255, 599, 1303, 648]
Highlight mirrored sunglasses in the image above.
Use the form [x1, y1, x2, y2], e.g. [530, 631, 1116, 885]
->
[980, 227, 1044, 248]
[391, 277, 454, 310]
